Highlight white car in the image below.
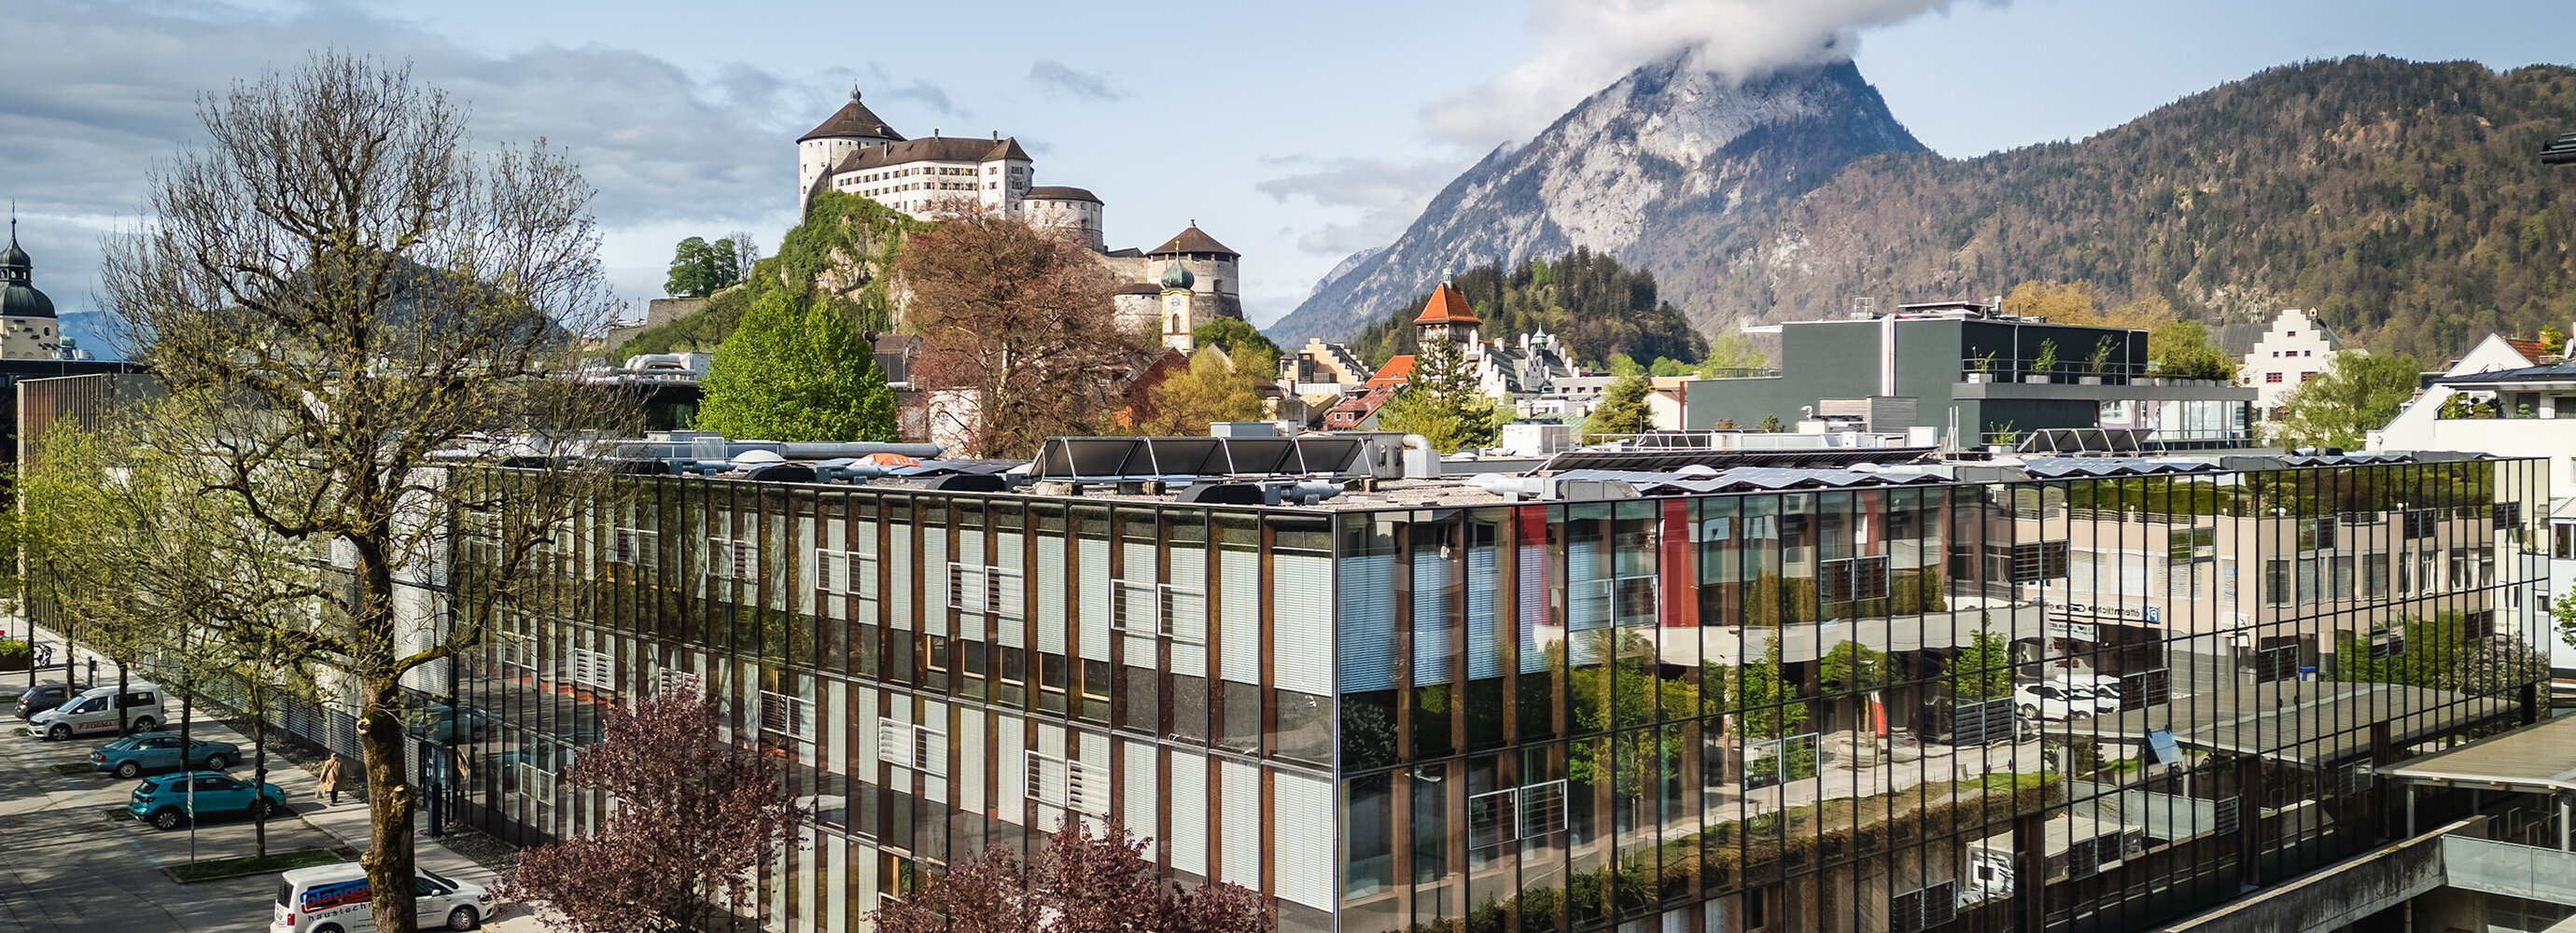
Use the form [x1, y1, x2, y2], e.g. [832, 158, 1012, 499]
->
[2014, 682, 2119, 720]
[273, 863, 494, 932]
[28, 683, 165, 741]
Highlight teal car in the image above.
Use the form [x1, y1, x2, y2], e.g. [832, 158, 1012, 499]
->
[129, 771, 289, 831]
[92, 734, 239, 778]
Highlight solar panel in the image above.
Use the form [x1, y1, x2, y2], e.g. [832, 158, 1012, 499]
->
[1531, 446, 1935, 475]
[1030, 436, 1365, 480]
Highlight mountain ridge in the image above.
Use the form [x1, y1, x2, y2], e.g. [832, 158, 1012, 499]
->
[1272, 55, 1923, 342]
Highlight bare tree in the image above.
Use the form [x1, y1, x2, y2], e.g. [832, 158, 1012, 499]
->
[101, 53, 641, 931]
[898, 206, 1146, 457]
[871, 820, 1268, 933]
[500, 676, 805, 933]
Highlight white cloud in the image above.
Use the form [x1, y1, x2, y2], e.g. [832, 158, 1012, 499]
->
[1255, 156, 1467, 255]
[0, 0, 820, 308]
[1027, 60, 1123, 103]
[1427, 0, 2004, 149]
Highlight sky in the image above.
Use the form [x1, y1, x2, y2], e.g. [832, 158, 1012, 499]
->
[4, 0, 2574, 334]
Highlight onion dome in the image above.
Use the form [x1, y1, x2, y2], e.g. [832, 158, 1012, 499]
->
[1159, 259, 1195, 291]
[0, 223, 53, 319]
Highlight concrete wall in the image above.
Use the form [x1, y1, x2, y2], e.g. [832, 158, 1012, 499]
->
[2152, 820, 2451, 933]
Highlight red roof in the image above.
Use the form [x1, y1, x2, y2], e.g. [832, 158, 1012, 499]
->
[1367, 355, 1417, 386]
[1413, 282, 1481, 327]
[2505, 338, 2550, 362]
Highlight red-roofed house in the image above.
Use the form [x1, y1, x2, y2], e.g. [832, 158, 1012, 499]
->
[1368, 355, 1417, 387]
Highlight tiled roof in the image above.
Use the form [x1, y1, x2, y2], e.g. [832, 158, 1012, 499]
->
[2503, 338, 2549, 362]
[1414, 282, 1480, 326]
[1368, 355, 1416, 386]
[830, 137, 1029, 174]
[800, 97, 904, 143]
[1148, 226, 1239, 258]
[1025, 186, 1100, 203]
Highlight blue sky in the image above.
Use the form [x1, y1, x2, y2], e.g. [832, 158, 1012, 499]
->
[5, 0, 2574, 332]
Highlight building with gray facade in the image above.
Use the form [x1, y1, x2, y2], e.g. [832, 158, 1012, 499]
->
[426, 434, 2547, 933]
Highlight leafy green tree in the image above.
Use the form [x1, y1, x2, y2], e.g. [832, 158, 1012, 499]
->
[1820, 640, 1887, 693]
[618, 193, 917, 359]
[1754, 415, 1783, 432]
[1190, 316, 1281, 359]
[1946, 620, 2014, 702]
[695, 291, 898, 442]
[1735, 639, 1807, 738]
[665, 236, 744, 298]
[1136, 345, 1274, 436]
[2147, 319, 2239, 381]
[1379, 337, 1497, 452]
[2272, 349, 2424, 448]
[1697, 332, 1769, 376]
[1581, 370, 1653, 442]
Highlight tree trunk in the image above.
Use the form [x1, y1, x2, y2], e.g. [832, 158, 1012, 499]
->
[361, 675, 419, 933]
[252, 686, 268, 860]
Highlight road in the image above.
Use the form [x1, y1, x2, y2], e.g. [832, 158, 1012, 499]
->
[0, 700, 348, 932]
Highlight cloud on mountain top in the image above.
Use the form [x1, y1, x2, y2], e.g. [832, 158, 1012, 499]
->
[1427, 0, 2006, 149]
[1255, 156, 1467, 255]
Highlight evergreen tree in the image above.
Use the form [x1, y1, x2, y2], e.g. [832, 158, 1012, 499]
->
[1581, 370, 1652, 442]
[1379, 337, 1497, 453]
[695, 291, 898, 442]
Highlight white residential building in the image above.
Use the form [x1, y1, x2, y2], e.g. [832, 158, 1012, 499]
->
[2240, 308, 2345, 418]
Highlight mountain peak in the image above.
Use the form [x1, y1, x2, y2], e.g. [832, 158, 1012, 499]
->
[1272, 56, 1919, 342]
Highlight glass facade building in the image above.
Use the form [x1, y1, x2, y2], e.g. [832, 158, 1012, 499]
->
[440, 453, 2549, 933]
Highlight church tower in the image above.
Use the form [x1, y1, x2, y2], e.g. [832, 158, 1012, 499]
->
[0, 221, 61, 360]
[1413, 269, 1480, 347]
[1158, 259, 1196, 353]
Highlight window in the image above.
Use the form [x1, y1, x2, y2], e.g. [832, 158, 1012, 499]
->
[1890, 882, 1957, 933]
[761, 690, 816, 740]
[567, 646, 615, 691]
[2404, 509, 2440, 539]
[1819, 556, 1890, 602]
[2367, 624, 2404, 660]
[2462, 609, 2496, 640]
[711, 538, 759, 579]
[946, 563, 1026, 618]
[613, 528, 658, 568]
[876, 718, 947, 776]
[1465, 780, 1569, 849]
[2168, 526, 2216, 564]
[2263, 560, 2293, 606]
[2302, 371, 2319, 383]
[1024, 751, 1108, 815]
[2265, 372, 2284, 383]
[1113, 578, 1207, 644]
[2004, 541, 2070, 582]
[2254, 640, 2300, 683]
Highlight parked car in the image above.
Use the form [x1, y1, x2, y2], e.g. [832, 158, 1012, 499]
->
[2014, 682, 2119, 720]
[128, 770, 288, 830]
[413, 702, 496, 745]
[13, 681, 73, 720]
[30, 683, 165, 740]
[93, 733, 239, 778]
[272, 862, 493, 932]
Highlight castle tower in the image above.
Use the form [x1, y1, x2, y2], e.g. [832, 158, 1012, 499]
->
[1146, 224, 1243, 324]
[1413, 270, 1480, 347]
[1158, 258, 1196, 353]
[0, 221, 61, 359]
[1024, 186, 1105, 251]
[797, 88, 904, 211]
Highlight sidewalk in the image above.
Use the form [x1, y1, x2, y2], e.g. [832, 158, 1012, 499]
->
[20, 625, 547, 931]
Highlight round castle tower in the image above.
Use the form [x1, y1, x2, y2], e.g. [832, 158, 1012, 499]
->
[797, 89, 904, 208]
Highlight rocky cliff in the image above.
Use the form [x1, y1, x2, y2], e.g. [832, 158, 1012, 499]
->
[1272, 54, 1923, 342]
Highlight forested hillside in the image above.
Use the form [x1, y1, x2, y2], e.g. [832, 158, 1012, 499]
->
[1351, 249, 1703, 368]
[612, 191, 917, 358]
[1683, 56, 2576, 356]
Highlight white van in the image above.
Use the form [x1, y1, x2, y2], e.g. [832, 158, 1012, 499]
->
[272, 863, 494, 932]
[28, 683, 165, 741]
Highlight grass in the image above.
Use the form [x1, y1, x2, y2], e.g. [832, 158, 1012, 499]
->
[165, 848, 343, 884]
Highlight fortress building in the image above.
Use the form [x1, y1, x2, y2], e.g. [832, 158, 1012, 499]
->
[795, 90, 1248, 339]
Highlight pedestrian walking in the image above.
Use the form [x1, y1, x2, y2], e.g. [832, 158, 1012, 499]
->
[315, 751, 348, 806]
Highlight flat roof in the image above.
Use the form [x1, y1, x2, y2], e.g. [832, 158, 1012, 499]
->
[2095, 681, 2514, 770]
[2375, 712, 2576, 794]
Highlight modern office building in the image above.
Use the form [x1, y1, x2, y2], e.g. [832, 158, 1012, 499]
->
[1688, 304, 2256, 449]
[421, 431, 2546, 933]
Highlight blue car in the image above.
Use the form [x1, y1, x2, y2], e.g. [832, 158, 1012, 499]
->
[93, 734, 240, 778]
[128, 771, 289, 831]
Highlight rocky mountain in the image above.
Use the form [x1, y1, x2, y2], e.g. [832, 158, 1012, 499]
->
[1687, 56, 2576, 357]
[1307, 246, 1382, 301]
[1272, 54, 1924, 342]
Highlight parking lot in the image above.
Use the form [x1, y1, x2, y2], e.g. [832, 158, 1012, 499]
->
[1, 680, 356, 933]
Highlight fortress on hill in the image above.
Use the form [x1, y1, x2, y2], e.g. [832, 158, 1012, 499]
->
[796, 90, 1245, 347]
